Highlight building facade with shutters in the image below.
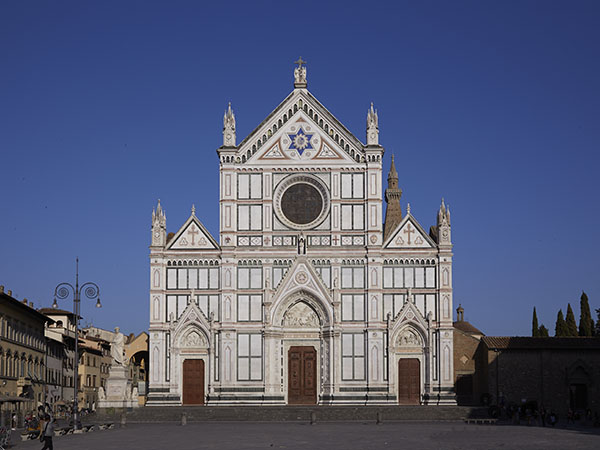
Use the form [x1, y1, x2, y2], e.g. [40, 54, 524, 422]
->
[147, 63, 456, 406]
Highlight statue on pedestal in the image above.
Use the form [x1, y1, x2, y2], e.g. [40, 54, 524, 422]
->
[111, 327, 125, 367]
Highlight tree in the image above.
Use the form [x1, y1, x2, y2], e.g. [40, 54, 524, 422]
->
[596, 308, 600, 336]
[565, 303, 578, 336]
[532, 307, 540, 337]
[538, 325, 549, 337]
[578, 291, 593, 336]
[555, 309, 567, 337]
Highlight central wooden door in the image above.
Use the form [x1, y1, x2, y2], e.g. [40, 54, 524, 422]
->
[182, 359, 204, 405]
[398, 358, 420, 405]
[288, 346, 317, 405]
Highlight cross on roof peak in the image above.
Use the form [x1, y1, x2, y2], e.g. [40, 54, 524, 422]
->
[294, 56, 307, 67]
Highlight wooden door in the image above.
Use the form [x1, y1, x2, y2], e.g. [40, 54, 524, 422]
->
[182, 359, 204, 405]
[288, 346, 317, 405]
[398, 358, 420, 405]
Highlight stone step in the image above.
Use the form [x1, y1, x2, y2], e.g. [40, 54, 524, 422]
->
[96, 405, 489, 423]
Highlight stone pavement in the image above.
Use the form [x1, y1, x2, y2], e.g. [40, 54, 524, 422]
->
[9, 422, 600, 450]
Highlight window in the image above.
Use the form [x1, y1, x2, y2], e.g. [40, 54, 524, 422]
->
[167, 267, 220, 290]
[342, 333, 365, 380]
[237, 295, 262, 322]
[238, 267, 262, 289]
[272, 265, 289, 288]
[341, 294, 365, 321]
[238, 174, 262, 199]
[383, 266, 436, 289]
[237, 334, 262, 381]
[341, 204, 364, 230]
[238, 205, 262, 231]
[195, 294, 220, 321]
[341, 173, 364, 199]
[314, 266, 331, 288]
[383, 294, 405, 319]
[341, 267, 364, 288]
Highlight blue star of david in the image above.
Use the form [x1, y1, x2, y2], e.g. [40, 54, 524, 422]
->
[287, 127, 313, 155]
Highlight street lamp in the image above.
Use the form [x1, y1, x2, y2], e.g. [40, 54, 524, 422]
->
[52, 258, 101, 430]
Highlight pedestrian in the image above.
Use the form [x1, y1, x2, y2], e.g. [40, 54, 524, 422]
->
[549, 411, 557, 427]
[11, 413, 17, 430]
[40, 414, 55, 450]
[540, 405, 546, 427]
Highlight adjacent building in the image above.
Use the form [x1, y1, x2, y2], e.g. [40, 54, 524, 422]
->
[0, 286, 53, 424]
[148, 64, 456, 406]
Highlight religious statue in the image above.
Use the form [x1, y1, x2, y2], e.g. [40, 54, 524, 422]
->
[98, 386, 105, 400]
[111, 327, 125, 367]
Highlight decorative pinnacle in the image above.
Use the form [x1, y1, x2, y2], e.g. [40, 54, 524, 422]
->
[407, 203, 411, 214]
[191, 204, 196, 216]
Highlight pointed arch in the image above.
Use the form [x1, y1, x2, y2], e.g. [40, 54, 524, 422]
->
[271, 289, 333, 328]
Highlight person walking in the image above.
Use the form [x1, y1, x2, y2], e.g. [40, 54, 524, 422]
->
[40, 415, 55, 450]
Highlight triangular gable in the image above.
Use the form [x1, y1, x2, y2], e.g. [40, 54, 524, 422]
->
[237, 89, 365, 165]
[272, 256, 333, 306]
[384, 214, 436, 249]
[250, 113, 357, 164]
[168, 214, 219, 250]
[172, 300, 211, 346]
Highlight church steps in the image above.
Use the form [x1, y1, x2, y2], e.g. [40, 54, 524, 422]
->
[96, 406, 488, 423]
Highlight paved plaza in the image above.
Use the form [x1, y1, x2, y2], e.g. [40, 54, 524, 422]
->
[9, 422, 600, 450]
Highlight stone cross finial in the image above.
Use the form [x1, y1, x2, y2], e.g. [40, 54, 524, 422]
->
[191, 204, 196, 216]
[294, 57, 307, 88]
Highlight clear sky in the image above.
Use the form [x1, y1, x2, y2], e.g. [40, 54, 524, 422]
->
[1, 1, 599, 337]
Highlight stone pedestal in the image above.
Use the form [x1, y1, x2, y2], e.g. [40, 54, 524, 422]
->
[97, 365, 138, 408]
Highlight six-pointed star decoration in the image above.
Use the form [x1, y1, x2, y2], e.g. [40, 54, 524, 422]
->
[287, 127, 313, 155]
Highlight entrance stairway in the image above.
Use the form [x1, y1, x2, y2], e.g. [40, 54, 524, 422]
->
[95, 405, 489, 423]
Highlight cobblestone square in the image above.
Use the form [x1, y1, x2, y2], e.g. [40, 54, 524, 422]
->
[9, 422, 600, 450]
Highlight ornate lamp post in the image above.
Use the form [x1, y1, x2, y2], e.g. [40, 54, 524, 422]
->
[52, 258, 101, 430]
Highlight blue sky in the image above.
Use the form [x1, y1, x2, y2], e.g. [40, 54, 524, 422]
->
[1, 0, 598, 336]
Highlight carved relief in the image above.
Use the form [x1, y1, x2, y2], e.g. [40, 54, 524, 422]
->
[153, 269, 160, 288]
[182, 330, 206, 348]
[396, 329, 422, 347]
[282, 302, 319, 327]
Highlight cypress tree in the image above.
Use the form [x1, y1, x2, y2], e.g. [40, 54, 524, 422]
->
[555, 310, 567, 337]
[539, 324, 549, 337]
[565, 303, 578, 336]
[578, 291, 593, 336]
[532, 307, 540, 337]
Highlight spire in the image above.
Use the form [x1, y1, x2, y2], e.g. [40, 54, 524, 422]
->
[294, 57, 307, 88]
[437, 198, 450, 227]
[436, 198, 452, 245]
[383, 155, 403, 241]
[151, 199, 167, 247]
[366, 102, 379, 145]
[223, 102, 236, 147]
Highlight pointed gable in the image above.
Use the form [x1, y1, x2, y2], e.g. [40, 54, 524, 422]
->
[384, 214, 436, 249]
[237, 90, 365, 165]
[272, 256, 332, 306]
[168, 213, 219, 250]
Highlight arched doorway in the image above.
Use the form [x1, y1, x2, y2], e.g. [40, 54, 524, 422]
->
[182, 359, 204, 405]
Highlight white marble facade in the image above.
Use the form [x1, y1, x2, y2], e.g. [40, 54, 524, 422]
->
[147, 63, 456, 406]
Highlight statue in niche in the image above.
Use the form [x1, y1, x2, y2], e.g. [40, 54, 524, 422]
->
[283, 302, 319, 327]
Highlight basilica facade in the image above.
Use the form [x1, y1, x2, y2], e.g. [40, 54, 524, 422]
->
[147, 63, 455, 406]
